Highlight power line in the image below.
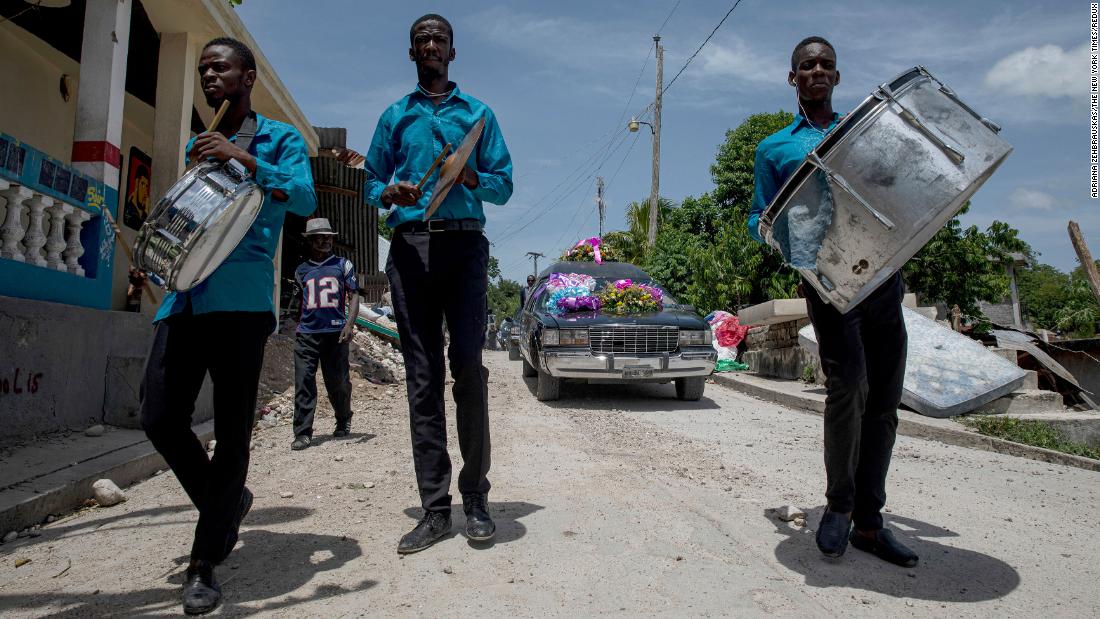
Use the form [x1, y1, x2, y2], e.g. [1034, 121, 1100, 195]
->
[657, 0, 682, 34]
[663, 0, 746, 94]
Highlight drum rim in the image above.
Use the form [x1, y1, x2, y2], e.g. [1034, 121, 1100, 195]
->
[759, 66, 927, 233]
[134, 161, 263, 291]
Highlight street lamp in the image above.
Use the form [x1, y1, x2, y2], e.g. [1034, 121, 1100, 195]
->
[628, 117, 654, 134]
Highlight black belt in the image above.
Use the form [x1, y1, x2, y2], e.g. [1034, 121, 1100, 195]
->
[395, 218, 483, 234]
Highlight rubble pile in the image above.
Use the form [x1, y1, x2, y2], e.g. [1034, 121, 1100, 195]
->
[350, 329, 405, 385]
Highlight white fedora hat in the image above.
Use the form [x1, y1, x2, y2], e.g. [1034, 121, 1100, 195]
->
[304, 218, 338, 236]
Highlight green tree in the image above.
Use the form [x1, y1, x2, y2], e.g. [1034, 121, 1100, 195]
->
[902, 205, 1032, 324]
[603, 197, 675, 265]
[1055, 262, 1100, 337]
[1017, 263, 1072, 330]
[711, 111, 795, 216]
[485, 256, 521, 323]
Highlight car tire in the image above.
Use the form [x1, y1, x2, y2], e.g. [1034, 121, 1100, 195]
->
[675, 376, 705, 401]
[508, 344, 521, 361]
[522, 357, 537, 377]
[536, 369, 561, 401]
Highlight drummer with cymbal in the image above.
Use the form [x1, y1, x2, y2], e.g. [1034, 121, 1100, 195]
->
[749, 36, 917, 568]
[340, 13, 512, 554]
[140, 37, 317, 614]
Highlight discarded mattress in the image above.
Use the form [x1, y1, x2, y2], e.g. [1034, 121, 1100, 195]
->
[798, 307, 1027, 418]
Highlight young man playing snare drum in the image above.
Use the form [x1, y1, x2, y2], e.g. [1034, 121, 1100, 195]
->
[749, 36, 918, 568]
[140, 37, 317, 614]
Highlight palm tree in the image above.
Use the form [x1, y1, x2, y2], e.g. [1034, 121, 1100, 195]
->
[605, 197, 675, 265]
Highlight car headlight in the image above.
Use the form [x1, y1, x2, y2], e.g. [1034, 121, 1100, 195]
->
[542, 328, 559, 346]
[543, 328, 588, 347]
[559, 328, 589, 346]
[678, 330, 712, 346]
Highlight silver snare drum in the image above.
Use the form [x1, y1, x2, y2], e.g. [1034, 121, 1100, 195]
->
[134, 159, 263, 292]
[760, 66, 1012, 313]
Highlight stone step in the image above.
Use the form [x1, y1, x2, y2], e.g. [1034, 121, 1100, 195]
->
[1005, 411, 1100, 449]
[974, 389, 1063, 416]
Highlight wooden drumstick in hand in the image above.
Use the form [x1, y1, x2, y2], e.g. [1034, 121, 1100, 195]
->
[207, 99, 230, 133]
[417, 143, 452, 190]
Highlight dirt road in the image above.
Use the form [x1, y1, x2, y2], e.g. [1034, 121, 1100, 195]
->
[1, 350, 1097, 617]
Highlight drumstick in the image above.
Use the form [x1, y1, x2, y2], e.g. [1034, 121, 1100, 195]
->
[100, 207, 159, 305]
[416, 143, 452, 190]
[185, 100, 233, 171]
[207, 99, 231, 133]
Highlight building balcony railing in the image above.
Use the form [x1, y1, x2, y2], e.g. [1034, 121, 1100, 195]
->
[1, 178, 94, 276]
[0, 134, 117, 309]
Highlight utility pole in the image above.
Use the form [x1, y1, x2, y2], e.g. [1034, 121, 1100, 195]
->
[647, 35, 663, 248]
[596, 176, 605, 238]
[525, 251, 544, 278]
[1069, 221, 1100, 307]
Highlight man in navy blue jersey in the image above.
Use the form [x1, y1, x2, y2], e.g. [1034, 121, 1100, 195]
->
[291, 217, 360, 450]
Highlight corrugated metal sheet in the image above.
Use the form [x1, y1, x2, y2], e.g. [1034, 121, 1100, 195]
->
[310, 156, 377, 275]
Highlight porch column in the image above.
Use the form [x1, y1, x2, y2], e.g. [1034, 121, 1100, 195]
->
[151, 32, 197, 204]
[71, 0, 132, 190]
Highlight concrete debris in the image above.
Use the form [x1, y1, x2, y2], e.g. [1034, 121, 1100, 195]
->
[793, 517, 806, 527]
[207, 439, 217, 452]
[2, 531, 16, 543]
[91, 479, 126, 507]
[334, 455, 344, 462]
[443, 566, 453, 574]
[777, 505, 806, 522]
[84, 425, 105, 438]
[350, 329, 405, 385]
[280, 492, 294, 499]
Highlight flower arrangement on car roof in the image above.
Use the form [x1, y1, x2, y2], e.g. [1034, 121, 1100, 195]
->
[544, 274, 663, 316]
[560, 236, 619, 264]
[597, 279, 663, 315]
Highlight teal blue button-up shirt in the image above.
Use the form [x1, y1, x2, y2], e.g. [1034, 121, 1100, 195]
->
[154, 113, 317, 322]
[749, 113, 839, 243]
[363, 85, 513, 227]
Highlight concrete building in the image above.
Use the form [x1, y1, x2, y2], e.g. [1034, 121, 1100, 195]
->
[0, 0, 318, 441]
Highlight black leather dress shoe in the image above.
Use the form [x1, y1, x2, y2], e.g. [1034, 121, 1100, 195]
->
[462, 493, 495, 541]
[291, 435, 311, 450]
[333, 424, 351, 438]
[182, 561, 221, 615]
[397, 511, 451, 554]
[850, 528, 919, 567]
[815, 509, 852, 558]
[222, 487, 253, 560]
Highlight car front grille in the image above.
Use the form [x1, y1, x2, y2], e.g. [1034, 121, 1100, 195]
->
[589, 325, 679, 354]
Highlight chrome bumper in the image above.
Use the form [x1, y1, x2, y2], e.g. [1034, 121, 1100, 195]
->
[541, 347, 717, 379]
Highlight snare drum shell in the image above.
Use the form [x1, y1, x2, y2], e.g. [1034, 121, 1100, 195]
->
[134, 161, 263, 292]
[760, 67, 1012, 313]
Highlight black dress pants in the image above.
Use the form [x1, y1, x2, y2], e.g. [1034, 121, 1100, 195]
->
[803, 272, 907, 531]
[293, 330, 353, 438]
[140, 310, 273, 563]
[386, 229, 491, 515]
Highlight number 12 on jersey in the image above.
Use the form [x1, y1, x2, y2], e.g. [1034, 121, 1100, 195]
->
[304, 276, 341, 309]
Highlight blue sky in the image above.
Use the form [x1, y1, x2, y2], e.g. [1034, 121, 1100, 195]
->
[237, 0, 1091, 283]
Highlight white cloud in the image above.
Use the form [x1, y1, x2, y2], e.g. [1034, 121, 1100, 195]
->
[694, 37, 787, 85]
[983, 43, 1087, 98]
[1007, 187, 1057, 211]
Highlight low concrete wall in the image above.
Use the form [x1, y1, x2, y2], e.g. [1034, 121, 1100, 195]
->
[743, 318, 826, 383]
[0, 295, 212, 441]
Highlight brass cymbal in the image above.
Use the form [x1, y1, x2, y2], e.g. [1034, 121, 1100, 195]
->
[423, 117, 485, 221]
